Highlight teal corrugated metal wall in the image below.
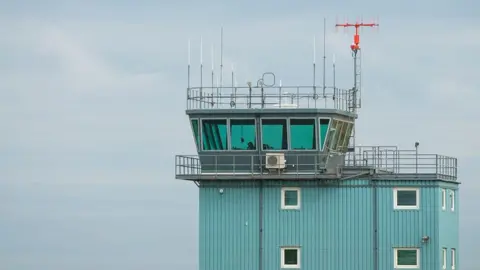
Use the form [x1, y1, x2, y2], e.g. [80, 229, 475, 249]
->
[199, 179, 457, 270]
[438, 182, 460, 270]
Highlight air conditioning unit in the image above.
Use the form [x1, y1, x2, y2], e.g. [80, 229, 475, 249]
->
[265, 153, 286, 170]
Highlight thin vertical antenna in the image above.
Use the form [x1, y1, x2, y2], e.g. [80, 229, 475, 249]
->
[313, 35, 316, 99]
[333, 54, 336, 108]
[322, 17, 327, 99]
[200, 36, 203, 109]
[211, 44, 215, 107]
[220, 27, 224, 89]
[231, 63, 234, 89]
[188, 39, 191, 89]
[218, 27, 223, 107]
[187, 39, 191, 108]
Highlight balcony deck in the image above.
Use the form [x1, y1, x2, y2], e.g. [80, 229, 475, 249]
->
[175, 146, 458, 182]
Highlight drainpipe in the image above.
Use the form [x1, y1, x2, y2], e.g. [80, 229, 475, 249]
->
[372, 179, 378, 270]
[256, 114, 263, 270]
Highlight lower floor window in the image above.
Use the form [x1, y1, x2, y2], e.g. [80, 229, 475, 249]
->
[281, 247, 300, 268]
[394, 248, 419, 268]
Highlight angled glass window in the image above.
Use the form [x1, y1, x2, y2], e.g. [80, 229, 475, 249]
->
[201, 119, 228, 150]
[333, 121, 346, 150]
[319, 118, 331, 150]
[290, 118, 316, 150]
[324, 119, 339, 151]
[262, 119, 288, 150]
[230, 119, 256, 150]
[190, 119, 200, 149]
[339, 122, 353, 151]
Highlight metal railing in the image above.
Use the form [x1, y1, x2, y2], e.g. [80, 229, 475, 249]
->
[186, 85, 355, 111]
[344, 146, 457, 179]
[175, 146, 458, 180]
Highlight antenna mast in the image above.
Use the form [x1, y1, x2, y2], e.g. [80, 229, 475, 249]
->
[335, 19, 378, 112]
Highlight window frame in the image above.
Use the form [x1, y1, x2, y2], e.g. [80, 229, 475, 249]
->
[394, 248, 420, 269]
[442, 248, 447, 269]
[288, 117, 318, 151]
[200, 118, 230, 151]
[393, 187, 420, 210]
[260, 117, 289, 151]
[229, 118, 257, 151]
[324, 119, 339, 151]
[450, 190, 455, 212]
[318, 117, 332, 151]
[451, 248, 456, 270]
[441, 189, 446, 211]
[280, 246, 301, 268]
[281, 187, 301, 210]
[190, 118, 200, 150]
[338, 121, 354, 152]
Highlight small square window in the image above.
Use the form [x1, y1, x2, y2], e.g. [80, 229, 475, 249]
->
[281, 188, 300, 209]
[394, 248, 419, 268]
[451, 248, 456, 269]
[450, 191, 455, 211]
[281, 247, 300, 268]
[441, 189, 446, 210]
[394, 188, 419, 210]
[442, 248, 447, 269]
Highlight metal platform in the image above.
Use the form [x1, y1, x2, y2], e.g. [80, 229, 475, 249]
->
[175, 146, 457, 182]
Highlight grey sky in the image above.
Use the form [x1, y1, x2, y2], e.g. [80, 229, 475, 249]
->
[1, 1, 479, 269]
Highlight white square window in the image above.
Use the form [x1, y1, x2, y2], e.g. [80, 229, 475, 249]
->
[394, 188, 419, 210]
[442, 248, 447, 269]
[281, 247, 300, 268]
[450, 190, 455, 211]
[281, 187, 301, 210]
[394, 248, 419, 268]
[441, 189, 446, 210]
[451, 248, 456, 270]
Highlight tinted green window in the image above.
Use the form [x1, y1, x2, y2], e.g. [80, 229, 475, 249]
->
[202, 119, 228, 150]
[397, 190, 417, 206]
[262, 119, 287, 150]
[290, 119, 316, 150]
[230, 119, 256, 150]
[191, 119, 200, 149]
[284, 249, 298, 265]
[397, 249, 417, 266]
[319, 118, 330, 150]
[284, 190, 299, 206]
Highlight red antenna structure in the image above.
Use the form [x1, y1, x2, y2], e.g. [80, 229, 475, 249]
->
[334, 18, 379, 113]
[335, 20, 379, 54]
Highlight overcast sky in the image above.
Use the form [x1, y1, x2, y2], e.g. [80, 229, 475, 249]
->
[1, 1, 479, 269]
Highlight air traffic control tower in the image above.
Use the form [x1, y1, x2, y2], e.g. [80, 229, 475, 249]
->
[175, 23, 459, 270]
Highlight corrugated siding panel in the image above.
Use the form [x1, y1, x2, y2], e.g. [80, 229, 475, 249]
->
[377, 183, 439, 269]
[199, 179, 452, 270]
[262, 184, 373, 270]
[200, 182, 259, 270]
[438, 182, 460, 269]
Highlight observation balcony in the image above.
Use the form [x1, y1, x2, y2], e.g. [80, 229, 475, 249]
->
[175, 146, 458, 182]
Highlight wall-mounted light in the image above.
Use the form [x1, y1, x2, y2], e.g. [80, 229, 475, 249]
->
[219, 188, 224, 194]
[421, 236, 430, 243]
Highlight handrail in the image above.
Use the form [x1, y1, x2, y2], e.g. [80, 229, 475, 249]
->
[186, 85, 355, 111]
[175, 147, 458, 180]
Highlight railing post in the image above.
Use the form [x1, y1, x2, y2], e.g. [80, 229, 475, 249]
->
[435, 154, 438, 175]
